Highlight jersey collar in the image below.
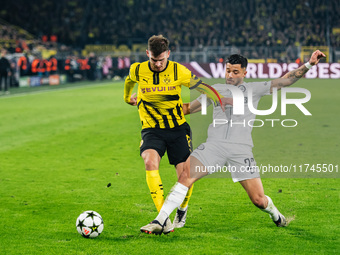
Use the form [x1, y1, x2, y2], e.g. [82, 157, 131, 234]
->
[148, 60, 169, 73]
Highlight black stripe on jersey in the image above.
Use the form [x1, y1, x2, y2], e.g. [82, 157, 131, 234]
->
[141, 94, 180, 108]
[174, 63, 178, 81]
[162, 94, 179, 101]
[141, 101, 160, 128]
[176, 104, 183, 119]
[142, 99, 184, 129]
[151, 106, 170, 129]
[142, 100, 171, 128]
[135, 64, 140, 81]
[168, 108, 179, 127]
[162, 115, 170, 129]
[189, 78, 203, 90]
[137, 100, 142, 109]
[153, 72, 159, 85]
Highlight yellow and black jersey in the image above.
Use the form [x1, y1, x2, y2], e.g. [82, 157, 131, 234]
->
[124, 60, 192, 129]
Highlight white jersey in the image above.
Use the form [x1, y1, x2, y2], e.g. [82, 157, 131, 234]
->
[197, 81, 271, 147]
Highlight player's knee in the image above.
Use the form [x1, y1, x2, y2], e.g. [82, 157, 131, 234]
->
[178, 169, 190, 182]
[143, 158, 158, 170]
[251, 195, 266, 209]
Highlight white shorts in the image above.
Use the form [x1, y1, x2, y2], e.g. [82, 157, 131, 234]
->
[191, 141, 260, 182]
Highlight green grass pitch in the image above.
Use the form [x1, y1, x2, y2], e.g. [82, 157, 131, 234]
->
[0, 78, 339, 254]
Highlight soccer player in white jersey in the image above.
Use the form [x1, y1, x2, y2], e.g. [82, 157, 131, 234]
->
[140, 50, 325, 235]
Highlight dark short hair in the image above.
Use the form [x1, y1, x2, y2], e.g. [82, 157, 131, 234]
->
[226, 54, 248, 68]
[148, 35, 169, 57]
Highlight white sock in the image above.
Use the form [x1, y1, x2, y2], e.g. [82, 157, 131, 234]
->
[155, 182, 188, 224]
[261, 195, 279, 221]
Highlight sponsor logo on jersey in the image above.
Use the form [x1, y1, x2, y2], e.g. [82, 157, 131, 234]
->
[141, 86, 177, 94]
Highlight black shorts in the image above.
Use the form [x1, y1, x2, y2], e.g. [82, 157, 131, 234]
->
[140, 122, 192, 166]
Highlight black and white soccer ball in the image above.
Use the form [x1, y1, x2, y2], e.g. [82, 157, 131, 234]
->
[76, 210, 104, 238]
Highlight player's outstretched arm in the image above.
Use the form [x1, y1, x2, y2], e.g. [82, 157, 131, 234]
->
[271, 50, 326, 92]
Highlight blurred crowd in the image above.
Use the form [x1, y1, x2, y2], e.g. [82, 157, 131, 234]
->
[0, 22, 130, 87]
[0, 0, 339, 91]
[1, 0, 339, 49]
[0, 47, 130, 91]
[63, 54, 130, 82]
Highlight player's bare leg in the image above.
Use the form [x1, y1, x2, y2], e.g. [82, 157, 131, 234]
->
[142, 149, 164, 211]
[239, 178, 288, 227]
[141, 149, 175, 234]
[142, 149, 161, 170]
[140, 156, 207, 234]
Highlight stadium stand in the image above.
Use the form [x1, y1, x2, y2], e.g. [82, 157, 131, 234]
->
[0, 0, 339, 86]
[1, 0, 339, 48]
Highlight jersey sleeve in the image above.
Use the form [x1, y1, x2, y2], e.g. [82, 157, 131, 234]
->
[123, 62, 140, 103]
[176, 63, 223, 106]
[189, 76, 223, 106]
[176, 63, 192, 88]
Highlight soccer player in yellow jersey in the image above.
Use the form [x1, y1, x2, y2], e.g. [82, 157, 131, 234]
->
[124, 35, 223, 234]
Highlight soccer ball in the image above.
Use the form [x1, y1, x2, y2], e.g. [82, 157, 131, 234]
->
[76, 210, 104, 238]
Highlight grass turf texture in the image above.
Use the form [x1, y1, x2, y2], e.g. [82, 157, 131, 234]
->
[0, 79, 339, 254]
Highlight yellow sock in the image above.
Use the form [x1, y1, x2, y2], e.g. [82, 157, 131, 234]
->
[180, 184, 194, 209]
[146, 170, 164, 212]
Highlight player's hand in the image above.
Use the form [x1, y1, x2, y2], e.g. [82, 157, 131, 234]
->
[128, 93, 137, 106]
[182, 103, 190, 115]
[221, 97, 233, 111]
[308, 50, 326, 66]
